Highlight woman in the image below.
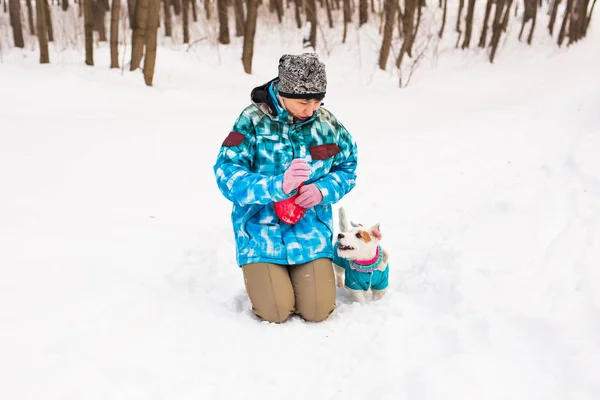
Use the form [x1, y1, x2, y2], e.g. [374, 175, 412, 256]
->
[214, 53, 358, 323]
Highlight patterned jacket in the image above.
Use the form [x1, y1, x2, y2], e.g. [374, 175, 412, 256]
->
[213, 79, 358, 267]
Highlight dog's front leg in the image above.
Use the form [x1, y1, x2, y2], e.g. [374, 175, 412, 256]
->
[334, 264, 345, 288]
[348, 289, 367, 304]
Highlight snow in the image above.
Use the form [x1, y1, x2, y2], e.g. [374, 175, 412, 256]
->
[1, 7, 600, 400]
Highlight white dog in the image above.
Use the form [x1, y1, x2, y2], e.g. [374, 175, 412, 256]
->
[332, 207, 390, 303]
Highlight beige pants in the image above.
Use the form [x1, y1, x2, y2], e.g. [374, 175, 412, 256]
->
[242, 258, 336, 323]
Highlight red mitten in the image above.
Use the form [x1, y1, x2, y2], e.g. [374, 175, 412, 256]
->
[275, 183, 307, 224]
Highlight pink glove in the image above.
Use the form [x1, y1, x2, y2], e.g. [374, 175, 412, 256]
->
[295, 184, 323, 208]
[282, 159, 310, 194]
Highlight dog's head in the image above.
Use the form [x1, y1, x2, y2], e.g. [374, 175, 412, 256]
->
[336, 221, 382, 261]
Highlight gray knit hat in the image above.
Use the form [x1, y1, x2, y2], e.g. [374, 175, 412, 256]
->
[278, 53, 327, 100]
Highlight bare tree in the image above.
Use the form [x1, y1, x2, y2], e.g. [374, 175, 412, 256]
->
[342, 0, 350, 42]
[234, 0, 245, 36]
[455, 0, 464, 46]
[191, 0, 197, 21]
[305, 0, 317, 47]
[45, 0, 54, 42]
[548, 0, 561, 34]
[461, 0, 476, 48]
[9, 0, 25, 48]
[359, 0, 368, 25]
[325, 0, 333, 27]
[62, 0, 69, 10]
[131, 0, 149, 70]
[489, 0, 513, 62]
[36, 0, 50, 63]
[217, 0, 230, 43]
[396, 0, 416, 68]
[558, 0, 573, 46]
[478, 0, 493, 46]
[143, 0, 160, 85]
[128, 0, 135, 27]
[163, 0, 173, 37]
[183, 0, 190, 43]
[25, 0, 35, 34]
[378, 0, 396, 70]
[242, 0, 258, 73]
[204, 0, 211, 19]
[295, 0, 302, 29]
[110, 0, 121, 68]
[439, 0, 447, 38]
[93, 0, 108, 41]
[519, 0, 537, 44]
[84, 0, 94, 65]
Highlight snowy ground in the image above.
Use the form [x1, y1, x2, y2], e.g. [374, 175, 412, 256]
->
[1, 11, 600, 400]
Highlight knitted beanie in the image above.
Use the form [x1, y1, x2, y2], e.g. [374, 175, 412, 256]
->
[277, 53, 327, 100]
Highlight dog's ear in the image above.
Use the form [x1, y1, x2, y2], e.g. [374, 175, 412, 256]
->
[369, 223, 382, 240]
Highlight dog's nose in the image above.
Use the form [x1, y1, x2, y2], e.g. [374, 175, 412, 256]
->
[337, 233, 344, 239]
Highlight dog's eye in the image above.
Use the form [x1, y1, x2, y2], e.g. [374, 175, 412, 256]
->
[355, 232, 362, 239]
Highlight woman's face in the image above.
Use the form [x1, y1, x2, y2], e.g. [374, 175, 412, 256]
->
[282, 97, 322, 121]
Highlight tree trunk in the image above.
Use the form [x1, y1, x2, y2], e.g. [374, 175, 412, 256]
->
[570, 0, 589, 43]
[305, 0, 317, 47]
[274, 0, 283, 22]
[110, 0, 120, 67]
[242, 0, 257, 74]
[143, 0, 159, 85]
[396, 0, 415, 68]
[489, 0, 506, 62]
[172, 0, 180, 14]
[9, 0, 25, 48]
[84, 0, 94, 65]
[478, 0, 493, 46]
[519, 0, 535, 41]
[204, 0, 210, 19]
[294, 0, 302, 28]
[163, 0, 172, 36]
[234, 0, 245, 36]
[438, 0, 447, 38]
[455, 0, 464, 46]
[191, 0, 197, 20]
[548, 0, 561, 35]
[461, 0, 476, 48]
[183, 0, 189, 43]
[25, 0, 35, 34]
[325, 0, 333, 27]
[93, 0, 107, 41]
[37, 0, 50, 63]
[131, 0, 149, 70]
[62, 0, 69, 10]
[359, 0, 367, 25]
[217, 0, 230, 43]
[342, 0, 350, 42]
[558, 0, 572, 45]
[128, 0, 135, 27]
[45, 0, 54, 42]
[378, 0, 396, 70]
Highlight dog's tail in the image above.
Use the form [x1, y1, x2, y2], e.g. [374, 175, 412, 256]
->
[338, 206, 349, 233]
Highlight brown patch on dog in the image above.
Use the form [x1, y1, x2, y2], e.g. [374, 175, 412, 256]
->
[358, 230, 372, 243]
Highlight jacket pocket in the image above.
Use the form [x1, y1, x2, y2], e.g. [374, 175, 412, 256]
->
[309, 143, 341, 160]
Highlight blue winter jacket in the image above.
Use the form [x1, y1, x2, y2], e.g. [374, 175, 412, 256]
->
[214, 79, 358, 267]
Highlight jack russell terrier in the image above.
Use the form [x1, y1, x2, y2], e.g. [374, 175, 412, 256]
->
[332, 207, 389, 303]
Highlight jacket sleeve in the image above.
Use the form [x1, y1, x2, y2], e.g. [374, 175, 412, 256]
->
[312, 120, 358, 205]
[213, 110, 292, 207]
